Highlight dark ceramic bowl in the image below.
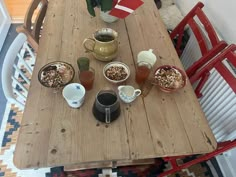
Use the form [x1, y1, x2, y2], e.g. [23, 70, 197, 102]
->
[154, 65, 187, 93]
[38, 61, 75, 88]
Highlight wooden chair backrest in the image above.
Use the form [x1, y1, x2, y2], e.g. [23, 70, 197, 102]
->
[170, 2, 220, 56]
[189, 44, 236, 141]
[17, 0, 48, 52]
[190, 44, 236, 93]
[24, 0, 48, 43]
[170, 2, 228, 78]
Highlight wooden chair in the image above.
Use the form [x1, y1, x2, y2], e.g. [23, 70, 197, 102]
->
[1, 33, 35, 110]
[157, 44, 236, 177]
[170, 2, 227, 78]
[16, 0, 48, 52]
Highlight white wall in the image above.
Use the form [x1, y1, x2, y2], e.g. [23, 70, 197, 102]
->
[175, 0, 236, 44]
[216, 150, 236, 177]
[0, 1, 11, 52]
[226, 148, 236, 174]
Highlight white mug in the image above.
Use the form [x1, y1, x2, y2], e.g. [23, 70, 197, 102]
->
[62, 83, 86, 108]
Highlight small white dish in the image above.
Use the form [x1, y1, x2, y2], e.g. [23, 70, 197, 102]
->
[103, 61, 130, 84]
[118, 85, 141, 103]
[62, 83, 86, 108]
[137, 49, 157, 67]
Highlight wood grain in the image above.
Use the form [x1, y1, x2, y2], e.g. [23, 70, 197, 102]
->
[125, 0, 216, 156]
[14, 0, 217, 169]
[64, 159, 155, 171]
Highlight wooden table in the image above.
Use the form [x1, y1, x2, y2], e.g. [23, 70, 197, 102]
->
[14, 0, 217, 169]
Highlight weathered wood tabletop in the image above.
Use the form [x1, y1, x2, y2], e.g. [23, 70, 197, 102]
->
[14, 0, 217, 169]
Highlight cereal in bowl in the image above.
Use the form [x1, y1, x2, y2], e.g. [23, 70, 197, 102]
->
[39, 62, 74, 88]
[155, 67, 184, 89]
[105, 66, 128, 81]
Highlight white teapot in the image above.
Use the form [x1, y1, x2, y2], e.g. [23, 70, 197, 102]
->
[137, 49, 157, 67]
[118, 85, 141, 103]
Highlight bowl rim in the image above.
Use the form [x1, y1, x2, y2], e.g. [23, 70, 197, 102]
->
[154, 65, 187, 92]
[103, 61, 130, 83]
[38, 61, 75, 88]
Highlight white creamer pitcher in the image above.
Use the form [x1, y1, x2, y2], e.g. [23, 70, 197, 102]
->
[118, 85, 141, 103]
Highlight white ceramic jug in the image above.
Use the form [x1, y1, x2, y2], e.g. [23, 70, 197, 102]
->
[137, 49, 157, 67]
[118, 85, 141, 103]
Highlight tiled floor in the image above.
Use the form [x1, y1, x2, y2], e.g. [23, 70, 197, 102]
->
[0, 24, 19, 127]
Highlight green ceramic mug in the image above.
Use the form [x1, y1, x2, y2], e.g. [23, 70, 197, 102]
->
[83, 28, 118, 62]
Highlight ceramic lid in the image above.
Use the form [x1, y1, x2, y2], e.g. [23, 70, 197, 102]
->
[137, 49, 157, 67]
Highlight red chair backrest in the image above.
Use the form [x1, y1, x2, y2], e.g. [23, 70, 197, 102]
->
[190, 44, 236, 94]
[170, 2, 220, 56]
[170, 2, 228, 78]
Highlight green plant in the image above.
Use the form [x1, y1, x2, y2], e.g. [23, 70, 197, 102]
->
[86, 0, 114, 16]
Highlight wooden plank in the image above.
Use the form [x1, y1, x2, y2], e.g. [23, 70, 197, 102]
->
[14, 0, 67, 168]
[46, 0, 130, 166]
[64, 162, 113, 171]
[116, 159, 155, 167]
[64, 159, 154, 171]
[125, 0, 217, 156]
[14, 0, 217, 169]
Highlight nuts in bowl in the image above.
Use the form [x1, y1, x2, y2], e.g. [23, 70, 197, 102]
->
[38, 61, 75, 88]
[103, 61, 130, 84]
[154, 65, 187, 92]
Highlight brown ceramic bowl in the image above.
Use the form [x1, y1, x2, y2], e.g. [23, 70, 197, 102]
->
[154, 65, 187, 93]
[38, 61, 75, 88]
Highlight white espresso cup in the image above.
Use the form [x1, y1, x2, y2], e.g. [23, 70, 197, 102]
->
[62, 83, 86, 108]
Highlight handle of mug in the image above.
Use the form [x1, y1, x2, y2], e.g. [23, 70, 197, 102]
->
[134, 89, 142, 97]
[105, 108, 111, 124]
[83, 38, 95, 53]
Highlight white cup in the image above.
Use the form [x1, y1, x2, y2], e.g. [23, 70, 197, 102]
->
[62, 83, 86, 108]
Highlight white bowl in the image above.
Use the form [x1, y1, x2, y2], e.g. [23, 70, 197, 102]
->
[103, 61, 130, 84]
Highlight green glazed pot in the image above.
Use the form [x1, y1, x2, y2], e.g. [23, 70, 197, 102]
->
[83, 28, 118, 62]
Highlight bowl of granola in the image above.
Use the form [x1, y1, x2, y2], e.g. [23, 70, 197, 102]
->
[154, 65, 187, 92]
[38, 61, 75, 88]
[103, 61, 130, 84]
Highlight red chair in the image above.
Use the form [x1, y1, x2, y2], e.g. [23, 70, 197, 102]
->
[169, 2, 227, 78]
[158, 44, 236, 177]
